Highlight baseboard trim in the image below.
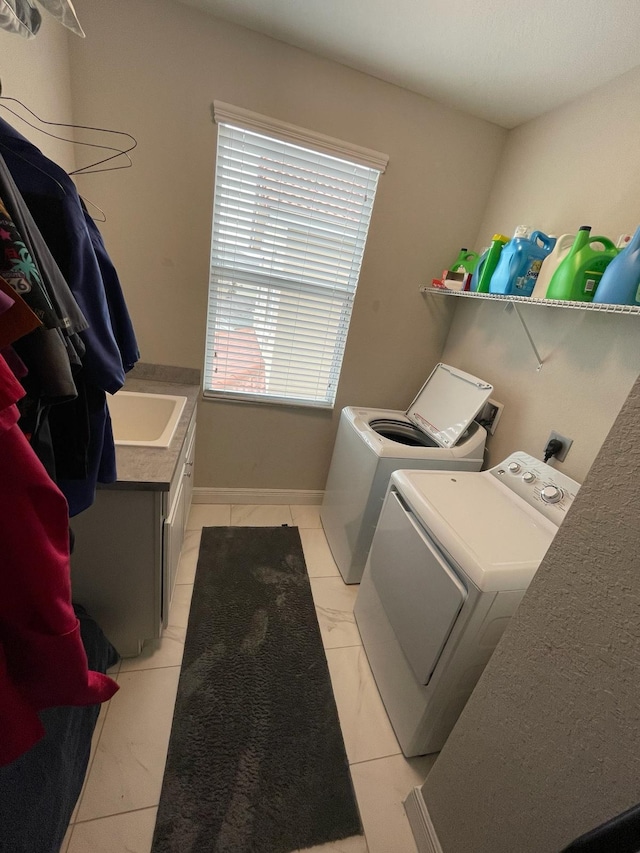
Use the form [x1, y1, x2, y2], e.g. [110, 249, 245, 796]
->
[192, 487, 323, 506]
[404, 787, 443, 853]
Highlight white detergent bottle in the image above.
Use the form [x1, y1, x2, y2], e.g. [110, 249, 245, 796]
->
[531, 234, 575, 299]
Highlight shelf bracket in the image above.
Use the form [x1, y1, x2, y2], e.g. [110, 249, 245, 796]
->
[505, 301, 543, 371]
[421, 284, 639, 371]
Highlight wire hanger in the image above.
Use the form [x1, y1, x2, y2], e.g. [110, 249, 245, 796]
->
[0, 138, 67, 195]
[0, 79, 137, 176]
[0, 136, 109, 221]
[80, 195, 107, 223]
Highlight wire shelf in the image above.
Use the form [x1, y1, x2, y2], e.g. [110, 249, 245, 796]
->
[420, 286, 640, 314]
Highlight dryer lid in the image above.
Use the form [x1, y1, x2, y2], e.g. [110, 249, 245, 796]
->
[405, 363, 493, 448]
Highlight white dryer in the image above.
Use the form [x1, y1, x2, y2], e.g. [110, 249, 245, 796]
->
[320, 363, 492, 584]
[354, 451, 580, 757]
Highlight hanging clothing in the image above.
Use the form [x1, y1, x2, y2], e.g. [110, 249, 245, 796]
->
[35, 0, 84, 37]
[0, 153, 92, 359]
[0, 283, 12, 314]
[0, 352, 118, 767]
[0, 167, 83, 480]
[82, 201, 139, 373]
[0, 0, 41, 39]
[0, 196, 60, 330]
[0, 117, 139, 515]
[0, 274, 41, 349]
[0, 187, 83, 411]
[0, 605, 117, 853]
[0, 0, 84, 39]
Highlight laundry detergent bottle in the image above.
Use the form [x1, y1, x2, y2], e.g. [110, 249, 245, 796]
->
[469, 248, 488, 292]
[593, 224, 640, 306]
[474, 233, 509, 293]
[546, 226, 618, 302]
[450, 248, 480, 274]
[488, 226, 556, 297]
[531, 233, 575, 299]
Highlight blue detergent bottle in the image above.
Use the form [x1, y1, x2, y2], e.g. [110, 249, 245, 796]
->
[593, 224, 640, 306]
[489, 226, 556, 297]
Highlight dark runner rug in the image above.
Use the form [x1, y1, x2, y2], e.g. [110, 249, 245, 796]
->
[151, 525, 363, 853]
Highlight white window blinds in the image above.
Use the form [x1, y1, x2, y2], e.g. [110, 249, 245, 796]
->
[204, 111, 385, 408]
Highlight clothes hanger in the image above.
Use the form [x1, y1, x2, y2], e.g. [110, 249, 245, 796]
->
[0, 78, 135, 220]
[80, 196, 106, 223]
[0, 136, 108, 221]
[0, 78, 137, 175]
[0, 138, 67, 195]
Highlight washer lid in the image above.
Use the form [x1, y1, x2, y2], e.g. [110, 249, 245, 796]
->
[405, 363, 493, 448]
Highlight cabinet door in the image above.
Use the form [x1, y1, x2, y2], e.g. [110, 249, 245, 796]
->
[71, 489, 163, 657]
[162, 476, 187, 624]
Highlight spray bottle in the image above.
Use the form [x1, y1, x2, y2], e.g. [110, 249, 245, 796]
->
[474, 234, 509, 293]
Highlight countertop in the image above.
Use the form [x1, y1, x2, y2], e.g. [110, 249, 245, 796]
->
[101, 363, 200, 491]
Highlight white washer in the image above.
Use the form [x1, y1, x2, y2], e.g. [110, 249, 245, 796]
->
[354, 451, 580, 757]
[320, 363, 492, 584]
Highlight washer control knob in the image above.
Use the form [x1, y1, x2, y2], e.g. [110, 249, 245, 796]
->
[541, 484, 563, 504]
[522, 471, 536, 483]
[508, 462, 521, 474]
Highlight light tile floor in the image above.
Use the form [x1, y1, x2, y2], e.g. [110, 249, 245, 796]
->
[62, 505, 436, 853]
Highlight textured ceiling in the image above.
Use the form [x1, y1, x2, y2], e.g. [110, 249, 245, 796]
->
[176, 0, 640, 128]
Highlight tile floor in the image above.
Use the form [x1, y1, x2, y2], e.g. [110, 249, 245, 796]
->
[62, 504, 437, 853]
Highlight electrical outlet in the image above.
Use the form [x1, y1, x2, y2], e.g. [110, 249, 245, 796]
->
[546, 430, 573, 462]
[476, 398, 504, 435]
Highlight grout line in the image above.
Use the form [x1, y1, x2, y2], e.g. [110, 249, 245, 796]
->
[62, 824, 74, 851]
[321, 642, 363, 651]
[347, 750, 405, 768]
[74, 665, 183, 825]
[116, 663, 183, 674]
[72, 804, 159, 826]
[70, 696, 113, 824]
[117, 661, 185, 675]
[347, 750, 403, 767]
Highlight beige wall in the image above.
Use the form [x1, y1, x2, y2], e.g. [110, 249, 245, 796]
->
[6, 5, 635, 491]
[416, 66, 640, 852]
[0, 18, 76, 171]
[439, 65, 640, 482]
[67, 0, 505, 490]
[420, 372, 640, 853]
[4, 14, 640, 851]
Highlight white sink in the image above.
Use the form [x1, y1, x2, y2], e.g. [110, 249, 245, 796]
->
[107, 391, 187, 447]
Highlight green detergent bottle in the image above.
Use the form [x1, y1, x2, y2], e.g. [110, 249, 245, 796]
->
[450, 248, 480, 274]
[545, 226, 618, 302]
[474, 233, 509, 292]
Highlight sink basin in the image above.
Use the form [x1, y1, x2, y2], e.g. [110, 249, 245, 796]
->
[107, 391, 187, 447]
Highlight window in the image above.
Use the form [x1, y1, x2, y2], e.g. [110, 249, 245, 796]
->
[204, 103, 387, 408]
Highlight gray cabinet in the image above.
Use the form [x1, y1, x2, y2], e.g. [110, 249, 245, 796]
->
[71, 412, 197, 657]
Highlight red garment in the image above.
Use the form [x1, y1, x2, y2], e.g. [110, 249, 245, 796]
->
[0, 354, 118, 766]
